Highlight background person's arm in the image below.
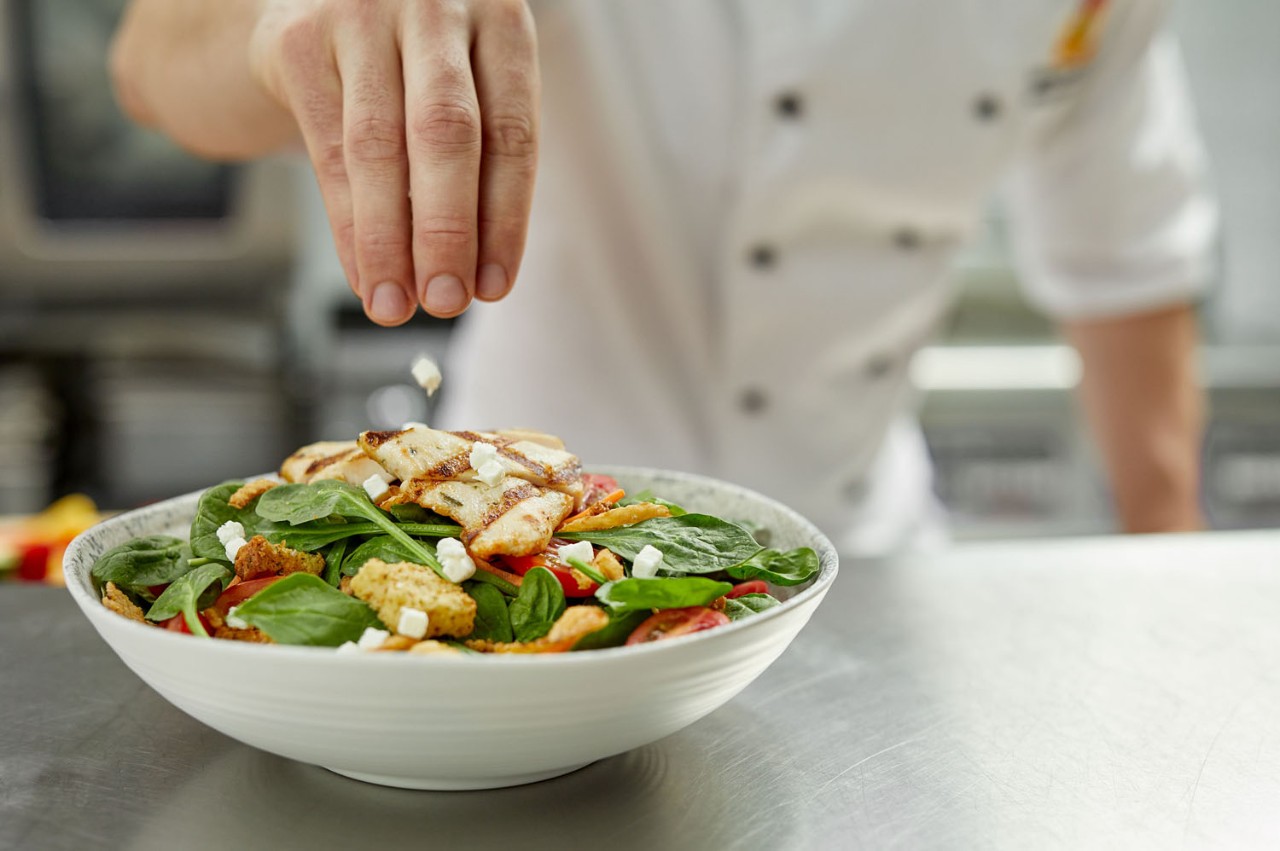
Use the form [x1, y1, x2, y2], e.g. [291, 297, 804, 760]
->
[1062, 303, 1204, 533]
[111, 0, 541, 325]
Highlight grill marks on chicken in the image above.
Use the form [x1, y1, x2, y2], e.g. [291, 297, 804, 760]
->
[280, 441, 387, 486]
[356, 427, 582, 558]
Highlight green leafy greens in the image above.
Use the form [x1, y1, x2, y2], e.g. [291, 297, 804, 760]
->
[507, 567, 565, 642]
[91, 535, 194, 591]
[595, 576, 733, 613]
[145, 563, 233, 636]
[232, 573, 384, 646]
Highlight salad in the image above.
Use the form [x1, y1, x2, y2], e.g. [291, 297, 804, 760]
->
[92, 425, 819, 654]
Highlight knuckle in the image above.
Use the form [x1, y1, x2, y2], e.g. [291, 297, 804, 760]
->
[274, 12, 326, 66]
[414, 215, 475, 248]
[410, 100, 482, 156]
[357, 222, 412, 257]
[484, 112, 537, 161]
[313, 138, 348, 183]
[346, 115, 407, 167]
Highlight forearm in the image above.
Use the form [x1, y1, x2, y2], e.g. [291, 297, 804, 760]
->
[1062, 302, 1204, 533]
[110, 0, 297, 159]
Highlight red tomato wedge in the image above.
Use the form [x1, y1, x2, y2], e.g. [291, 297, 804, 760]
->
[502, 553, 599, 597]
[212, 575, 284, 615]
[160, 612, 213, 634]
[626, 607, 731, 645]
[725, 580, 769, 599]
[580, 473, 621, 506]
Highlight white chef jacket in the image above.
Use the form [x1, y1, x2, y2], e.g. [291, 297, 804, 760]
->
[424, 0, 1215, 554]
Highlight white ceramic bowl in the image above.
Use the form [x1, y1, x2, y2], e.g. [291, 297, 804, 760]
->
[64, 466, 838, 790]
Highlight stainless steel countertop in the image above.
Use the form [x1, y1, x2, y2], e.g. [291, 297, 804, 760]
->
[4, 532, 1280, 850]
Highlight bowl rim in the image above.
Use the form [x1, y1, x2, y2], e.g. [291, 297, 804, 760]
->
[64, 465, 839, 665]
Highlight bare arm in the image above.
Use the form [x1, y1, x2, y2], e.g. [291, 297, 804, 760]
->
[1062, 302, 1205, 533]
[110, 0, 540, 325]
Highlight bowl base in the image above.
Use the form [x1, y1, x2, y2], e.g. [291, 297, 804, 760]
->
[326, 761, 594, 791]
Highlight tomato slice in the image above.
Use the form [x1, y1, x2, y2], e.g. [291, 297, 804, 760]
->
[212, 575, 283, 615]
[502, 553, 599, 597]
[625, 607, 731, 645]
[160, 612, 213, 634]
[725, 580, 769, 599]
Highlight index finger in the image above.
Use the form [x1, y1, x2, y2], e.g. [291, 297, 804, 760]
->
[402, 5, 482, 318]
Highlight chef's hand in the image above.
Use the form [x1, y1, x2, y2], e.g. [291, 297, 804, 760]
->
[250, 0, 539, 324]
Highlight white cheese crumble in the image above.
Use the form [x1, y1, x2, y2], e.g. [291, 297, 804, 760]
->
[557, 540, 595, 567]
[476, 459, 504, 487]
[224, 536, 248, 563]
[630, 545, 664, 579]
[336, 641, 360, 654]
[411, 355, 442, 396]
[215, 520, 245, 546]
[225, 606, 249, 630]
[362, 472, 392, 502]
[357, 627, 390, 650]
[436, 537, 476, 583]
[396, 606, 429, 639]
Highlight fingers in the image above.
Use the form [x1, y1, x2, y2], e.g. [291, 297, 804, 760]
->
[471, 0, 540, 302]
[402, 3, 483, 318]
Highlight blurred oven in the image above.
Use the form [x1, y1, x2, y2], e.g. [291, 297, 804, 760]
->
[0, 0, 299, 510]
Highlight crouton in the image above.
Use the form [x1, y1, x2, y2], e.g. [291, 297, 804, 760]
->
[558, 502, 670, 533]
[233, 535, 324, 581]
[466, 605, 609, 654]
[593, 548, 626, 582]
[228, 478, 278, 510]
[101, 582, 147, 624]
[407, 640, 462, 656]
[349, 559, 476, 639]
[213, 625, 273, 643]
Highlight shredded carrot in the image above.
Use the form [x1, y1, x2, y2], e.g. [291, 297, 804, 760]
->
[561, 489, 626, 527]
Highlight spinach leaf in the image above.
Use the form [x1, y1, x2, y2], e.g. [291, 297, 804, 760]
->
[261, 520, 459, 553]
[618, 490, 687, 516]
[507, 567, 565, 642]
[188, 481, 289, 562]
[727, 547, 819, 586]
[595, 576, 733, 613]
[92, 535, 194, 590]
[465, 581, 514, 642]
[257, 481, 448, 580]
[341, 535, 425, 577]
[388, 503, 452, 525]
[232, 573, 384, 646]
[723, 593, 782, 621]
[322, 537, 348, 586]
[557, 514, 762, 575]
[571, 609, 647, 651]
[145, 563, 232, 635]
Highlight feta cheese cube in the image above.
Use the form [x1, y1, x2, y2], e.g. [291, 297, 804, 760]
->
[362, 472, 392, 503]
[557, 540, 595, 567]
[336, 641, 360, 654]
[469, 441, 498, 468]
[396, 606, 430, 639]
[224, 536, 248, 563]
[411, 355, 442, 396]
[476, 459, 504, 487]
[215, 520, 245, 546]
[436, 537, 476, 583]
[225, 606, 249, 630]
[630, 545, 664, 579]
[357, 627, 390, 650]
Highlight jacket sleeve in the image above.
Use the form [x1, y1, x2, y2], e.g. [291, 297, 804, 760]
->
[1002, 1, 1217, 320]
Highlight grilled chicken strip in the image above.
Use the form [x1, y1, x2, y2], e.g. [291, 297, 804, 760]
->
[390, 476, 575, 558]
[359, 427, 583, 502]
[280, 440, 388, 485]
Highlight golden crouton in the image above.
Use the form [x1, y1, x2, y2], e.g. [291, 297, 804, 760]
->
[213, 625, 273, 643]
[558, 502, 670, 533]
[407, 640, 462, 656]
[101, 582, 147, 624]
[466, 605, 609, 654]
[350, 559, 477, 639]
[234, 535, 324, 581]
[228, 478, 278, 510]
[593, 548, 626, 582]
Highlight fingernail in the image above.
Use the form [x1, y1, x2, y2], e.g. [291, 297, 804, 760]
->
[476, 264, 509, 301]
[424, 274, 469, 315]
[369, 282, 410, 324]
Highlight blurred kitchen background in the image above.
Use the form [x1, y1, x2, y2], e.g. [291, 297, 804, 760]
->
[1, 0, 1278, 540]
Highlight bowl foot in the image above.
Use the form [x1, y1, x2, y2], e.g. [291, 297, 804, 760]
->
[326, 762, 594, 791]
